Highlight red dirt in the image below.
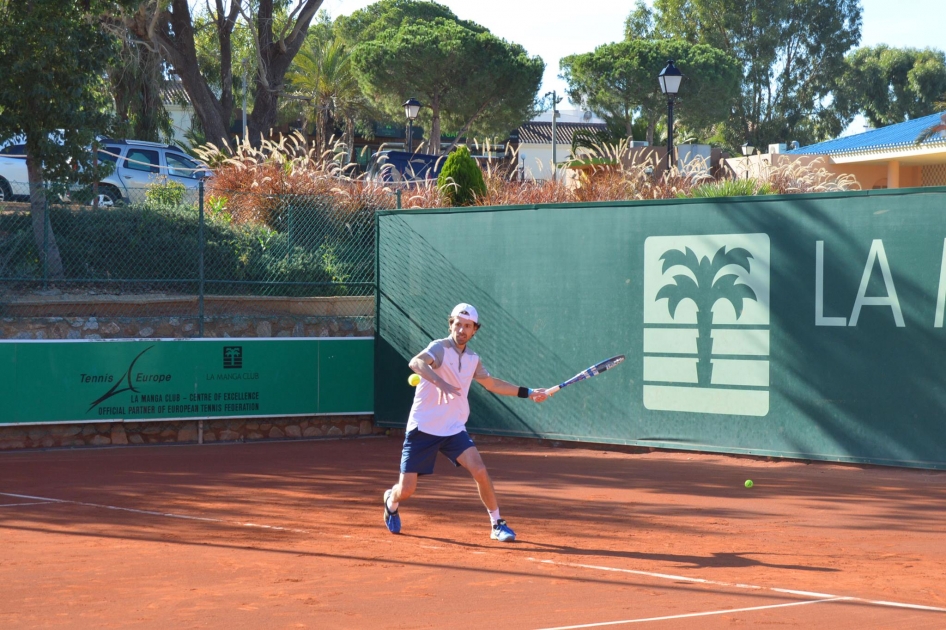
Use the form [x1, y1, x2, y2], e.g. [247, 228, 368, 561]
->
[1, 437, 945, 629]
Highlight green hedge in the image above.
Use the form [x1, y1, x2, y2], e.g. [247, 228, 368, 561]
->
[0, 201, 374, 297]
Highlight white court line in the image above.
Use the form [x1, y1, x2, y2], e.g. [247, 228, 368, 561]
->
[529, 559, 946, 614]
[0, 501, 56, 508]
[536, 597, 847, 629]
[0, 492, 309, 534]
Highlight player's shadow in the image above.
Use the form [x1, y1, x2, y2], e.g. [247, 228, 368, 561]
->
[402, 533, 838, 573]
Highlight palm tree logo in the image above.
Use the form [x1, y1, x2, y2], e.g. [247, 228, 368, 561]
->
[223, 346, 243, 369]
[656, 246, 758, 386]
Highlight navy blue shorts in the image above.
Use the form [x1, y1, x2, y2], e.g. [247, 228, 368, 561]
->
[400, 429, 476, 475]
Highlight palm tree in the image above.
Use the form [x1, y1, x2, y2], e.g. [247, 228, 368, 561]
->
[656, 246, 758, 386]
[286, 35, 374, 160]
[915, 111, 946, 145]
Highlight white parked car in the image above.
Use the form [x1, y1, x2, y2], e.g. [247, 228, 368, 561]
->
[0, 139, 210, 205]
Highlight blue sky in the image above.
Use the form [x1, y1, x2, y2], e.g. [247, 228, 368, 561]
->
[323, 0, 943, 114]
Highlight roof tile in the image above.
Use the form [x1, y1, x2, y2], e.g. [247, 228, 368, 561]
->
[787, 110, 946, 156]
[517, 121, 609, 146]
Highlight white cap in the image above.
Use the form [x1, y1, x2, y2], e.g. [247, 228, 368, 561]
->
[450, 303, 479, 324]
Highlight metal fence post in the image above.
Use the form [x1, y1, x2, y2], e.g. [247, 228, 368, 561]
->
[42, 187, 49, 289]
[198, 180, 205, 337]
[396, 188, 402, 209]
[287, 200, 293, 263]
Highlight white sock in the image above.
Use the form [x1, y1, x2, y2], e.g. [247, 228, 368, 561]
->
[488, 509, 501, 524]
[388, 488, 399, 511]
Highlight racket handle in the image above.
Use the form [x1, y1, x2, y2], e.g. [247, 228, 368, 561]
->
[546, 385, 560, 396]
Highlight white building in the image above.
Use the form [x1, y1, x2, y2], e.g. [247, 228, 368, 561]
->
[514, 109, 609, 181]
[162, 81, 196, 148]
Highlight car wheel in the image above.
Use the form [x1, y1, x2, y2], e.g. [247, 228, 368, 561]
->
[89, 184, 123, 208]
[0, 177, 12, 203]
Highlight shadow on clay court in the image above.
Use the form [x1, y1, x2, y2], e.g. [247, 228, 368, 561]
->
[0, 519, 845, 603]
[1, 440, 945, 538]
[401, 531, 836, 572]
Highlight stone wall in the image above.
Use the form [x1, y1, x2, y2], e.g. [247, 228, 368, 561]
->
[1, 294, 375, 339]
[0, 295, 378, 450]
[1, 314, 372, 340]
[0, 415, 378, 450]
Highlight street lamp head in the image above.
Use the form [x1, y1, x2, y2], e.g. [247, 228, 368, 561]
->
[658, 60, 683, 96]
[403, 98, 421, 121]
[741, 142, 754, 156]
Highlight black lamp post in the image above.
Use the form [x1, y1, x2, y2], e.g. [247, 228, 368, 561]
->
[658, 60, 683, 173]
[403, 98, 421, 153]
[741, 142, 754, 179]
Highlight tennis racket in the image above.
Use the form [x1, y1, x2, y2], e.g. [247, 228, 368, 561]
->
[545, 355, 625, 396]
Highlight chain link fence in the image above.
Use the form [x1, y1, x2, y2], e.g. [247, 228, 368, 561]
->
[0, 179, 385, 339]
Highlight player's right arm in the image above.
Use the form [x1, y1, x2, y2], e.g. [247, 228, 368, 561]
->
[409, 352, 460, 398]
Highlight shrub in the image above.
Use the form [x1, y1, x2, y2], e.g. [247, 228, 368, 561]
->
[145, 178, 188, 206]
[684, 178, 775, 198]
[437, 145, 487, 206]
[8, 202, 360, 296]
[194, 132, 395, 227]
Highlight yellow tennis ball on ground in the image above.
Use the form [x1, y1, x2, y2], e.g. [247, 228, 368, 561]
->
[745, 479, 754, 488]
[408, 373, 421, 387]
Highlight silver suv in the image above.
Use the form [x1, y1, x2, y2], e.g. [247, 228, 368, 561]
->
[0, 139, 209, 205]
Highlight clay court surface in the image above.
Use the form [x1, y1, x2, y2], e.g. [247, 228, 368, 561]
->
[1, 437, 945, 629]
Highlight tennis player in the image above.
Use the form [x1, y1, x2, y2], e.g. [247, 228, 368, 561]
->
[383, 303, 548, 541]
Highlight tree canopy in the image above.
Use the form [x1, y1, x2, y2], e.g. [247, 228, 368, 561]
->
[119, 0, 325, 147]
[335, 0, 486, 44]
[344, 0, 543, 154]
[0, 0, 118, 277]
[835, 46, 946, 128]
[561, 39, 740, 146]
[648, 0, 862, 148]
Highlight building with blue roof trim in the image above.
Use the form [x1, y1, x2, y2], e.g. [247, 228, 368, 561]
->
[779, 111, 946, 189]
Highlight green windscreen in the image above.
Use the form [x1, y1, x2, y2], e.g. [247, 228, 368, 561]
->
[376, 188, 946, 469]
[1, 338, 373, 425]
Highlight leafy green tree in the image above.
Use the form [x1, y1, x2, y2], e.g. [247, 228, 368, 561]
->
[0, 0, 118, 277]
[437, 145, 486, 206]
[649, 0, 862, 148]
[335, 0, 485, 45]
[344, 1, 543, 155]
[656, 247, 757, 386]
[119, 1, 324, 147]
[835, 46, 946, 128]
[561, 39, 740, 146]
[624, 0, 655, 40]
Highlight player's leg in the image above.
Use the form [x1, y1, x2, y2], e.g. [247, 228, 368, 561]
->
[389, 472, 418, 504]
[383, 429, 439, 534]
[453, 440, 516, 542]
[456, 446, 498, 510]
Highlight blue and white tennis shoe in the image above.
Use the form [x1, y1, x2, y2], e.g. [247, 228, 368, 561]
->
[490, 519, 516, 542]
[383, 489, 401, 534]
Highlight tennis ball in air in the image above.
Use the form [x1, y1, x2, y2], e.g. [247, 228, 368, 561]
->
[408, 374, 421, 387]
[745, 479, 754, 488]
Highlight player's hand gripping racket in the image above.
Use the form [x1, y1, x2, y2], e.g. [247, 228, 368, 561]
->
[546, 355, 625, 396]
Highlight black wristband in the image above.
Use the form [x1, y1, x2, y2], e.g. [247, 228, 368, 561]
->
[517, 386, 531, 398]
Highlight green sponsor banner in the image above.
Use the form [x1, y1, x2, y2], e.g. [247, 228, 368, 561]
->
[1, 338, 373, 425]
[376, 187, 946, 469]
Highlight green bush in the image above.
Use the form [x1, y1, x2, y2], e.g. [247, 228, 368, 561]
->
[437, 145, 486, 206]
[0, 201, 365, 296]
[682, 178, 775, 198]
[145, 178, 188, 206]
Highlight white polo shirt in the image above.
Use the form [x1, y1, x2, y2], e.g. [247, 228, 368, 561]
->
[406, 337, 490, 436]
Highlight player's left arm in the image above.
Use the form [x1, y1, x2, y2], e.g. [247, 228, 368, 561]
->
[474, 361, 549, 403]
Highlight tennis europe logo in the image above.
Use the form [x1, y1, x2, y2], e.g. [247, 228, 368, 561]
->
[642, 234, 770, 416]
